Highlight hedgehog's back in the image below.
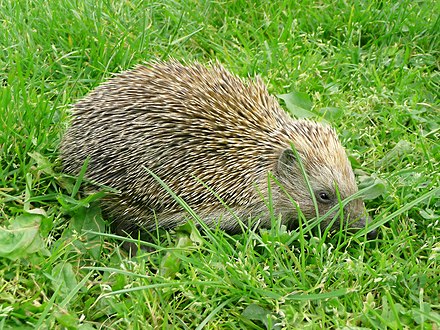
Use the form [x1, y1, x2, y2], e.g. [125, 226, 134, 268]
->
[60, 61, 292, 231]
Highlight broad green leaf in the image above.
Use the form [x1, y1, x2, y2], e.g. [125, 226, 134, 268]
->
[318, 106, 344, 121]
[52, 262, 79, 299]
[54, 310, 79, 329]
[160, 222, 202, 278]
[242, 304, 282, 330]
[377, 140, 413, 167]
[358, 177, 387, 200]
[0, 211, 48, 260]
[28, 151, 55, 176]
[69, 203, 107, 259]
[278, 91, 314, 118]
[159, 249, 183, 278]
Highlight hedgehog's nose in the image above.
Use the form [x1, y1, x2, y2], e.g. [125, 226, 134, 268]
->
[356, 212, 377, 239]
[367, 228, 378, 240]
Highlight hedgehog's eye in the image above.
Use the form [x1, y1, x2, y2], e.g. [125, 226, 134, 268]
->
[316, 191, 332, 204]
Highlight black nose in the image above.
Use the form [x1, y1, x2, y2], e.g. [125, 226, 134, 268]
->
[367, 228, 378, 239]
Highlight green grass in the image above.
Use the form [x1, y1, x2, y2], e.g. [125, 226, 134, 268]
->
[1, 0, 439, 328]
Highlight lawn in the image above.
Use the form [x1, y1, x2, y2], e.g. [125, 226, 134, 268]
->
[0, 0, 439, 328]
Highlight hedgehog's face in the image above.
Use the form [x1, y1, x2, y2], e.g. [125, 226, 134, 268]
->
[274, 147, 374, 237]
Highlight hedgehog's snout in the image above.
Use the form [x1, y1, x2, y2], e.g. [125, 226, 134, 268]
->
[366, 227, 378, 239]
[348, 212, 377, 239]
[361, 215, 378, 239]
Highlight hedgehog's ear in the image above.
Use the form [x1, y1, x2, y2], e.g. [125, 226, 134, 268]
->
[277, 147, 297, 173]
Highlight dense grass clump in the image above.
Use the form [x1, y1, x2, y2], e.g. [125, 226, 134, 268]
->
[1, 0, 439, 328]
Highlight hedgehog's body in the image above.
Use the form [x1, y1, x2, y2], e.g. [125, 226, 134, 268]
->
[61, 61, 371, 236]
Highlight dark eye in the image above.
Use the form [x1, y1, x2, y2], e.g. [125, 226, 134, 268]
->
[317, 191, 332, 204]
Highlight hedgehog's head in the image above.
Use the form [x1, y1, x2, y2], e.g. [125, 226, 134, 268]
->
[273, 120, 375, 238]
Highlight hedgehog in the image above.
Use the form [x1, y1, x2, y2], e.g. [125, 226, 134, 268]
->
[60, 61, 375, 239]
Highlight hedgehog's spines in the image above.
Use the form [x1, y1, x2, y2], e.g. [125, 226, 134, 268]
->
[60, 61, 370, 237]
